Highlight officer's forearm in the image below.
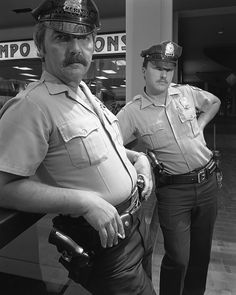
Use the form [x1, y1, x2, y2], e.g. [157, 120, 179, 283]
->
[0, 172, 98, 216]
[198, 100, 221, 130]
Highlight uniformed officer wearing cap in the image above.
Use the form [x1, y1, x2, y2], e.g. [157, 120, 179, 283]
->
[0, 1, 156, 294]
[117, 41, 221, 295]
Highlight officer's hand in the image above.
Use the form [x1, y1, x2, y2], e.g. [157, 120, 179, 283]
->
[134, 154, 153, 200]
[83, 196, 125, 248]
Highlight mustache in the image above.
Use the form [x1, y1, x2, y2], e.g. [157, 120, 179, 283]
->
[63, 54, 88, 67]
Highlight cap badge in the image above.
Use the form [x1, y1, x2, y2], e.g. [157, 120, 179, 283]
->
[165, 42, 175, 57]
[63, 0, 83, 14]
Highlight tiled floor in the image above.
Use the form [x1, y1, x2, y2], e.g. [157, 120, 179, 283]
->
[0, 119, 236, 295]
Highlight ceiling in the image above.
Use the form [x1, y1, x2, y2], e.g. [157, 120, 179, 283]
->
[0, 0, 126, 29]
[1, 0, 236, 89]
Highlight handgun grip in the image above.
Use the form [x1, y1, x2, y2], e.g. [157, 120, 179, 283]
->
[48, 228, 88, 259]
[147, 150, 164, 173]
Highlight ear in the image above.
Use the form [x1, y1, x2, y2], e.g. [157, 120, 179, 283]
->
[142, 67, 146, 80]
[38, 46, 44, 58]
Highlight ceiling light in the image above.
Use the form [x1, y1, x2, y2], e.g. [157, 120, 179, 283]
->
[111, 86, 118, 89]
[20, 73, 38, 77]
[27, 78, 38, 82]
[13, 66, 33, 71]
[96, 76, 108, 79]
[102, 70, 117, 74]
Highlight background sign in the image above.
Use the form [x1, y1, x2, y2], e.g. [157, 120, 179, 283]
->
[0, 33, 126, 61]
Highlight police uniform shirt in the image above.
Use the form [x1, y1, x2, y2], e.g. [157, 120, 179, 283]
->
[117, 83, 213, 175]
[0, 71, 137, 205]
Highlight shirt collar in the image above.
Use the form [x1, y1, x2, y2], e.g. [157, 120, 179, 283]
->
[136, 90, 154, 109]
[40, 71, 94, 112]
[140, 83, 182, 108]
[41, 71, 69, 95]
[41, 71, 91, 100]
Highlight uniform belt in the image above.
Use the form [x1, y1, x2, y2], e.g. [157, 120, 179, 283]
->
[115, 186, 142, 238]
[159, 158, 216, 185]
[115, 186, 140, 215]
[53, 186, 142, 248]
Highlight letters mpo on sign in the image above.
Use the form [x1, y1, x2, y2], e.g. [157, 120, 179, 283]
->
[0, 33, 126, 60]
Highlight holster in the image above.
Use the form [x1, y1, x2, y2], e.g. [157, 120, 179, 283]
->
[212, 150, 223, 188]
[48, 228, 94, 284]
[147, 150, 164, 187]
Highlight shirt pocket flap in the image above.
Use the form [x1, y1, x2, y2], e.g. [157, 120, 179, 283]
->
[59, 120, 99, 142]
[143, 122, 165, 135]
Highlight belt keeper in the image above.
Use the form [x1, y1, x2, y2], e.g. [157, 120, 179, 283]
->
[197, 169, 207, 183]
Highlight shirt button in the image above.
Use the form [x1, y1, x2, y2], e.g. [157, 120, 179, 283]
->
[124, 221, 129, 227]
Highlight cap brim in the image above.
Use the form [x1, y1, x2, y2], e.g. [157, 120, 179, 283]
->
[150, 60, 176, 70]
[44, 21, 94, 36]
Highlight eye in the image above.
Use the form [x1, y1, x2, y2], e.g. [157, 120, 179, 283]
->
[78, 34, 93, 42]
[54, 33, 70, 42]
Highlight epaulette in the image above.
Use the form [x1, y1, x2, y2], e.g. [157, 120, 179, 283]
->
[15, 80, 44, 98]
[133, 94, 143, 101]
[188, 84, 203, 91]
[170, 82, 180, 88]
[122, 95, 142, 108]
[171, 83, 203, 92]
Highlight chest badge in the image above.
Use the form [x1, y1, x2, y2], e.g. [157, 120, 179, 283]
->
[179, 97, 190, 109]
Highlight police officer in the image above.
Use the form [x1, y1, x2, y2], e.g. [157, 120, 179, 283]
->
[0, 1, 156, 294]
[117, 41, 221, 295]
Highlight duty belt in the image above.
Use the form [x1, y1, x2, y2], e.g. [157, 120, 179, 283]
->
[115, 186, 140, 214]
[159, 158, 216, 185]
[115, 186, 142, 238]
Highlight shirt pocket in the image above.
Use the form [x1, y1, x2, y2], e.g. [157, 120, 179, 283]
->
[178, 107, 200, 138]
[141, 122, 172, 149]
[58, 119, 108, 168]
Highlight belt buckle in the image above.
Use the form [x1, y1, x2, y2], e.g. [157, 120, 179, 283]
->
[197, 169, 206, 183]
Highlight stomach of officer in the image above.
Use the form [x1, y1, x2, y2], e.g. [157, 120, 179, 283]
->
[41, 137, 137, 207]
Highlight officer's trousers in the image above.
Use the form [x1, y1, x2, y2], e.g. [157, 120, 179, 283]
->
[53, 209, 156, 295]
[156, 173, 218, 295]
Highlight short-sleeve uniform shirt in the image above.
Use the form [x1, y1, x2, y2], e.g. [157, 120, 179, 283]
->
[0, 71, 137, 204]
[117, 83, 213, 174]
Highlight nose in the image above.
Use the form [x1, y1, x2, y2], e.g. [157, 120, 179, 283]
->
[160, 69, 167, 77]
[68, 37, 82, 54]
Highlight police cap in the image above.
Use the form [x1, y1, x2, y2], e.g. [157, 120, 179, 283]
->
[141, 41, 182, 70]
[31, 0, 101, 36]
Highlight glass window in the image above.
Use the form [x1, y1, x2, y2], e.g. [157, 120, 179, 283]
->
[0, 56, 126, 114]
